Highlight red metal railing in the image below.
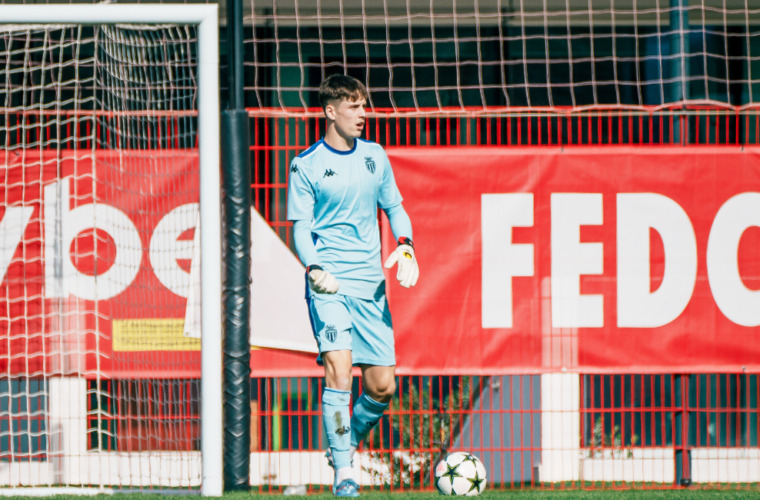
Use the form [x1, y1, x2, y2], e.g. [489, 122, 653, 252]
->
[247, 106, 760, 492]
[251, 106, 760, 249]
[2, 106, 758, 489]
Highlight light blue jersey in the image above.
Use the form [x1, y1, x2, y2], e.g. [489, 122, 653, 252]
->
[287, 138, 403, 299]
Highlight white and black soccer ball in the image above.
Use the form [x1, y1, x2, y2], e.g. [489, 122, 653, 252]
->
[434, 452, 487, 496]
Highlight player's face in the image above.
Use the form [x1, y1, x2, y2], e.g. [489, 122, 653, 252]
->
[330, 97, 366, 139]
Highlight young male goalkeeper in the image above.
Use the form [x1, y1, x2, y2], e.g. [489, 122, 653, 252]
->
[287, 74, 419, 497]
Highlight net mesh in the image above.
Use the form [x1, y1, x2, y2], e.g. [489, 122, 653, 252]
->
[245, 0, 760, 113]
[0, 22, 202, 488]
[1, 0, 760, 492]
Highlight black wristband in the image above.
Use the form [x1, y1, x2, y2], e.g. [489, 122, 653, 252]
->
[306, 264, 323, 274]
[398, 236, 414, 249]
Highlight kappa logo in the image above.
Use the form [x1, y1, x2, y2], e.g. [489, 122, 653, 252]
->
[323, 169, 337, 178]
[290, 164, 298, 173]
[364, 156, 376, 174]
[325, 324, 337, 342]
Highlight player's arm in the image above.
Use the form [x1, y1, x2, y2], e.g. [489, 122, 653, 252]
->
[292, 219, 340, 294]
[382, 204, 419, 288]
[288, 158, 339, 294]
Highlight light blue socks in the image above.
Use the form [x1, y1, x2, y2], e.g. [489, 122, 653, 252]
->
[323, 387, 352, 469]
[350, 392, 389, 449]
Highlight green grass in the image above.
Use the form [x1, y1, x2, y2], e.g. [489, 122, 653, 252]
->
[1, 488, 759, 500]
[248, 489, 760, 499]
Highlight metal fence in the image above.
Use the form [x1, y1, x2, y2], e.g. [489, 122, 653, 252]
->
[248, 106, 760, 491]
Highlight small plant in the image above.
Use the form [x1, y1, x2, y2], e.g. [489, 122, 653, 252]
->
[587, 416, 639, 459]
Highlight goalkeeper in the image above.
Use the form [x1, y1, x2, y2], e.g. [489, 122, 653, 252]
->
[287, 74, 419, 497]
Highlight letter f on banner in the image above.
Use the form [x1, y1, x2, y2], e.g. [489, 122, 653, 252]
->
[482, 194, 534, 328]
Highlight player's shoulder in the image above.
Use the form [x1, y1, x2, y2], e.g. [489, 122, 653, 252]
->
[359, 139, 394, 171]
[356, 139, 390, 165]
[292, 140, 327, 173]
[295, 140, 325, 161]
[356, 137, 386, 154]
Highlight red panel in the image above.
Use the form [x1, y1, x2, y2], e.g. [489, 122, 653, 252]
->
[1, 150, 200, 377]
[385, 146, 760, 374]
[1, 149, 319, 378]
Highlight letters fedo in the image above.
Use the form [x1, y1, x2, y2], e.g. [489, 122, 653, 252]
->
[483, 192, 760, 329]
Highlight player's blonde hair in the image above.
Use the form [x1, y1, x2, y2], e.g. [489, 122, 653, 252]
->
[318, 74, 368, 109]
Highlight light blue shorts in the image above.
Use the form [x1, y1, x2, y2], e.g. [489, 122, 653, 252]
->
[307, 293, 395, 367]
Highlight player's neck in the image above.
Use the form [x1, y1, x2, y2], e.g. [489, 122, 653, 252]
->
[323, 126, 356, 152]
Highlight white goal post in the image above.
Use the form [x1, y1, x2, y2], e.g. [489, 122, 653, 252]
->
[0, 5, 222, 496]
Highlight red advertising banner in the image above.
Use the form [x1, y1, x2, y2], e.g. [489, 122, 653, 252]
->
[385, 146, 760, 374]
[0, 150, 201, 377]
[5, 147, 760, 378]
[1, 149, 321, 378]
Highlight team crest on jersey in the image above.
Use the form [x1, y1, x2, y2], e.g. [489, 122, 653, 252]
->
[325, 324, 337, 343]
[364, 156, 376, 174]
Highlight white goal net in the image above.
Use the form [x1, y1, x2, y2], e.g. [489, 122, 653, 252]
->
[245, 0, 760, 113]
[0, 5, 221, 493]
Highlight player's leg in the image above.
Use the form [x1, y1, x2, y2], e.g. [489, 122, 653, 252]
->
[308, 295, 359, 497]
[322, 350, 359, 495]
[359, 364, 396, 403]
[347, 295, 396, 456]
[350, 364, 395, 455]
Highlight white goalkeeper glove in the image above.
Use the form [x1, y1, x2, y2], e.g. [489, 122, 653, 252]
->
[384, 237, 419, 288]
[307, 265, 340, 294]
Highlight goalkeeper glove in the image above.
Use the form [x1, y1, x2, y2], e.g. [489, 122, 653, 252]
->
[384, 237, 419, 288]
[307, 265, 340, 294]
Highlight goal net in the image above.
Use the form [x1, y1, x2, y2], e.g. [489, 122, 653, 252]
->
[240, 0, 760, 490]
[245, 0, 760, 114]
[0, 5, 221, 493]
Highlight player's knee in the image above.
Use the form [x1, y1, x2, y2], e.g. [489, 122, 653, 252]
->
[334, 376, 352, 392]
[370, 378, 396, 402]
[326, 373, 352, 391]
[386, 378, 397, 396]
[323, 350, 353, 390]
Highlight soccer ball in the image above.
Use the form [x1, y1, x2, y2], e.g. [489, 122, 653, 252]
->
[434, 452, 487, 496]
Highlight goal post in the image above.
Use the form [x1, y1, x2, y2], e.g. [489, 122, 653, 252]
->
[0, 5, 222, 496]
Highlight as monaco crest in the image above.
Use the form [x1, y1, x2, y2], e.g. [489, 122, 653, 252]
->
[325, 324, 338, 343]
[364, 156, 376, 174]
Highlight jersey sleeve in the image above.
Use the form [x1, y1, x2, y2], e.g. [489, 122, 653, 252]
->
[384, 204, 413, 241]
[292, 219, 319, 267]
[287, 158, 315, 221]
[377, 148, 403, 209]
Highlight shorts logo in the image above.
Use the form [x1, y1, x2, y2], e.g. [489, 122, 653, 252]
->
[364, 156, 376, 174]
[325, 324, 337, 343]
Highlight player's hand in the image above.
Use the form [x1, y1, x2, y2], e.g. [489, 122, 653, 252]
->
[384, 237, 419, 288]
[307, 265, 340, 294]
